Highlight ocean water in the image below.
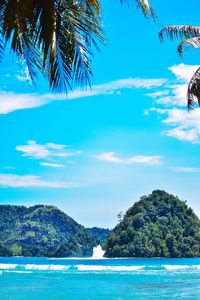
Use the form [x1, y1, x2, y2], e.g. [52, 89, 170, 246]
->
[0, 257, 200, 299]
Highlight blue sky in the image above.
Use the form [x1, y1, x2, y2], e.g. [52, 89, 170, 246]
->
[1, 0, 200, 228]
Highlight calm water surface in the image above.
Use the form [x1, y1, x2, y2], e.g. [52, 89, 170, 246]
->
[0, 257, 200, 299]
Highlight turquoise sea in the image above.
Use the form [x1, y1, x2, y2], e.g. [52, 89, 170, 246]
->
[0, 257, 200, 299]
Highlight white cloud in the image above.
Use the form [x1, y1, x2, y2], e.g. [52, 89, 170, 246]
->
[94, 152, 123, 163]
[147, 83, 188, 107]
[0, 174, 78, 188]
[16, 67, 31, 82]
[0, 77, 166, 114]
[146, 90, 169, 99]
[146, 63, 200, 143]
[156, 84, 188, 107]
[16, 75, 28, 82]
[149, 107, 200, 143]
[166, 127, 199, 142]
[128, 155, 162, 165]
[147, 64, 199, 108]
[16, 140, 81, 160]
[94, 152, 162, 166]
[0, 92, 50, 114]
[168, 64, 199, 82]
[171, 167, 200, 173]
[91, 78, 166, 91]
[40, 162, 64, 168]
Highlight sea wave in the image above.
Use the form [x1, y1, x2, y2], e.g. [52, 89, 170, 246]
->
[76, 265, 144, 271]
[162, 265, 199, 271]
[0, 263, 17, 269]
[0, 262, 200, 273]
[4, 270, 33, 274]
[25, 264, 70, 271]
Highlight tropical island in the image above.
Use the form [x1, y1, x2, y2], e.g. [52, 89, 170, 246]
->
[0, 204, 109, 257]
[105, 190, 200, 258]
[0, 190, 200, 258]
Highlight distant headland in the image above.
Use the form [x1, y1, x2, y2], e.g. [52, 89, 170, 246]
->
[105, 190, 200, 258]
[0, 190, 200, 258]
[0, 204, 109, 257]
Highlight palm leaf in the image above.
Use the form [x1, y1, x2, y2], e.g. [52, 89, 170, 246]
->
[0, 0, 103, 92]
[187, 67, 200, 110]
[34, 0, 104, 91]
[178, 37, 200, 55]
[0, 31, 5, 62]
[0, 0, 155, 93]
[135, 0, 156, 17]
[159, 25, 200, 42]
[0, 0, 42, 81]
[38, 0, 104, 92]
[121, 0, 156, 17]
[159, 24, 200, 110]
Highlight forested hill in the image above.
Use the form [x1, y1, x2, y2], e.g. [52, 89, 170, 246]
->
[0, 205, 97, 257]
[86, 227, 111, 244]
[105, 190, 200, 258]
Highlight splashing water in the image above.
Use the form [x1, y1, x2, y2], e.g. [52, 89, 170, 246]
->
[92, 245, 105, 259]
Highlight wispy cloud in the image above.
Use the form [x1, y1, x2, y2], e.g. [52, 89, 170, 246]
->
[147, 107, 200, 143]
[146, 63, 200, 143]
[147, 64, 199, 107]
[16, 140, 81, 160]
[171, 167, 200, 173]
[146, 90, 169, 99]
[0, 92, 50, 114]
[16, 140, 81, 169]
[16, 75, 29, 82]
[0, 77, 166, 114]
[0, 174, 79, 188]
[168, 64, 199, 82]
[61, 78, 166, 100]
[16, 66, 31, 82]
[40, 162, 64, 168]
[94, 152, 162, 166]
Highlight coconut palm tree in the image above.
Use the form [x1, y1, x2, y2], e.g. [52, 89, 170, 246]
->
[160, 25, 200, 110]
[0, 0, 154, 93]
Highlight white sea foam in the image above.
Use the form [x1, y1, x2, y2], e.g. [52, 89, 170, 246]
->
[92, 245, 105, 259]
[194, 265, 200, 270]
[24, 264, 69, 271]
[0, 263, 17, 269]
[163, 265, 189, 270]
[5, 270, 32, 274]
[76, 265, 144, 271]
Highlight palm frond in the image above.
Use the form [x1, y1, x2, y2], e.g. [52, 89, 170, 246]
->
[120, 0, 155, 18]
[0, 31, 5, 62]
[187, 67, 200, 110]
[0, 0, 103, 92]
[0, 0, 42, 81]
[37, 0, 104, 92]
[178, 37, 200, 55]
[159, 25, 200, 110]
[159, 25, 200, 42]
[0, 0, 155, 93]
[135, 0, 156, 18]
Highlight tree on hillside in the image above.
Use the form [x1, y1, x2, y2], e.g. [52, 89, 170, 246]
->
[0, 0, 154, 93]
[105, 190, 200, 258]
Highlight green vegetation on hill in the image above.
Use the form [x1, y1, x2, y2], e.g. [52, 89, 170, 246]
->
[0, 205, 97, 257]
[105, 190, 200, 258]
[87, 227, 110, 245]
